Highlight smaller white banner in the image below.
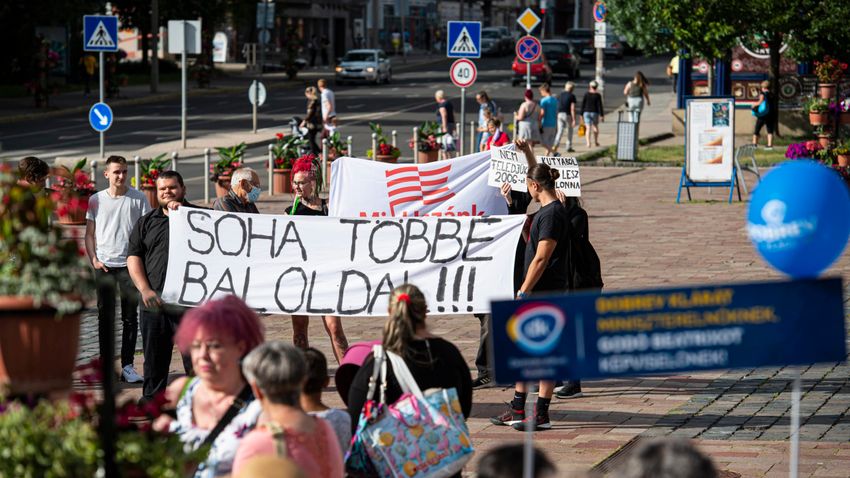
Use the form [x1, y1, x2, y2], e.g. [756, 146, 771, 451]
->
[487, 148, 581, 195]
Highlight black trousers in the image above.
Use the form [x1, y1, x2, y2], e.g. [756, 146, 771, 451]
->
[474, 313, 491, 377]
[96, 267, 140, 368]
[140, 306, 193, 401]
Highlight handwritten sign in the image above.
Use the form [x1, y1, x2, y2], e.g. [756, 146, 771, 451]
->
[487, 148, 581, 195]
[162, 209, 525, 316]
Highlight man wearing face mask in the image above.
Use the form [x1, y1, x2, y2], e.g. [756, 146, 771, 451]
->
[213, 167, 262, 213]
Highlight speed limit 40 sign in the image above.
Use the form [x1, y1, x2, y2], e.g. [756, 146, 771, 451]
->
[450, 59, 477, 88]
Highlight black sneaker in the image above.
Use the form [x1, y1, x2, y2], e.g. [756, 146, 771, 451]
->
[554, 382, 583, 399]
[490, 405, 525, 426]
[472, 375, 493, 389]
[567, 147, 576, 153]
[512, 412, 552, 431]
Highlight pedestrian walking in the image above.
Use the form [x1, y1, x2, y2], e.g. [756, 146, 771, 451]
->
[752, 80, 775, 150]
[286, 157, 349, 364]
[539, 83, 559, 155]
[491, 148, 571, 431]
[554, 81, 577, 154]
[154, 295, 266, 478]
[435, 90, 457, 159]
[80, 53, 97, 96]
[476, 91, 499, 151]
[85, 155, 151, 383]
[301, 86, 322, 155]
[212, 167, 261, 214]
[581, 80, 605, 148]
[307, 35, 318, 68]
[515, 89, 541, 145]
[233, 342, 344, 478]
[346, 284, 472, 432]
[127, 170, 205, 402]
[667, 55, 679, 93]
[624, 71, 651, 123]
[320, 36, 329, 66]
[317, 79, 337, 136]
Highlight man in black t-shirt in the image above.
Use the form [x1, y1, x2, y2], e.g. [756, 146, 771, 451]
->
[127, 171, 203, 402]
[553, 82, 577, 154]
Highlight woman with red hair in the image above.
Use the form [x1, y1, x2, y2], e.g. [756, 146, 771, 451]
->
[287, 156, 349, 363]
[155, 295, 265, 478]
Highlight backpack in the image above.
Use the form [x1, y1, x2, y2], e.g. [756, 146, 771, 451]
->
[565, 206, 604, 291]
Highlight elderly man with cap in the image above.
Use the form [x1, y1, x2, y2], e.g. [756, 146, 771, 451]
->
[213, 167, 261, 214]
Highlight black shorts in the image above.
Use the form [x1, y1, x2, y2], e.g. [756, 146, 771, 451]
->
[754, 114, 775, 135]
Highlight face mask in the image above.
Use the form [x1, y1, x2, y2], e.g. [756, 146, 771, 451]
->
[247, 185, 262, 203]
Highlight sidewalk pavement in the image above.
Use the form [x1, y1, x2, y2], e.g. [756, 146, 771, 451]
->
[79, 163, 850, 477]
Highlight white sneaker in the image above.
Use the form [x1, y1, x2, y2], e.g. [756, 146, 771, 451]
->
[122, 365, 143, 383]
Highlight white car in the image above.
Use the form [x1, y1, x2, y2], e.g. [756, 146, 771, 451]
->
[335, 49, 392, 85]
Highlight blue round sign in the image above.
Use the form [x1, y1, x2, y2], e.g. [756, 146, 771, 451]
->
[747, 160, 850, 278]
[88, 102, 113, 132]
[515, 36, 541, 63]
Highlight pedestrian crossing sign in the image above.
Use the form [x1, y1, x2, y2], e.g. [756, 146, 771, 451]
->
[447, 21, 481, 58]
[84, 15, 119, 52]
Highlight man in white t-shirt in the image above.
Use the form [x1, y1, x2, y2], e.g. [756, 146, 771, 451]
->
[318, 78, 337, 136]
[85, 156, 152, 383]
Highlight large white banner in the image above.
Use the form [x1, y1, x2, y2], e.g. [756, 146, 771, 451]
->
[328, 151, 509, 218]
[161, 208, 525, 316]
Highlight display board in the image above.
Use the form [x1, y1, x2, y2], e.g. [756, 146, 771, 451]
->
[685, 97, 735, 182]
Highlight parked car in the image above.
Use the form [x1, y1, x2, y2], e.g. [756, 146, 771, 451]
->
[482, 27, 507, 55]
[603, 34, 625, 59]
[565, 28, 594, 62]
[511, 54, 552, 86]
[541, 39, 580, 79]
[335, 49, 392, 85]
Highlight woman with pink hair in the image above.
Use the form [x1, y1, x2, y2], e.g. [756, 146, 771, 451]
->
[286, 156, 349, 363]
[155, 295, 265, 478]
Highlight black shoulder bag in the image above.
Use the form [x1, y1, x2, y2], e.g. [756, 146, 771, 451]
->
[192, 384, 254, 473]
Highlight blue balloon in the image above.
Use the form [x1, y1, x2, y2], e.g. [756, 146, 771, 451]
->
[747, 160, 850, 278]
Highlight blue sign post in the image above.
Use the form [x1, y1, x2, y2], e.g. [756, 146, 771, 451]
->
[490, 278, 846, 384]
[446, 21, 481, 59]
[89, 102, 114, 132]
[83, 15, 118, 158]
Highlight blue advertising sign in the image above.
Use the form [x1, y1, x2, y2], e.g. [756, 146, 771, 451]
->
[490, 278, 846, 384]
[447, 21, 481, 58]
[89, 102, 113, 132]
[83, 15, 119, 52]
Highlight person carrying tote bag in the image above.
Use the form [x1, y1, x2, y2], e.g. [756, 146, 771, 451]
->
[346, 285, 474, 478]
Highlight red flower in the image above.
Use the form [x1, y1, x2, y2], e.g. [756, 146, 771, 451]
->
[275, 133, 284, 140]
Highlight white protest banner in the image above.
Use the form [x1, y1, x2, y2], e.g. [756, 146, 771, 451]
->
[161, 208, 525, 316]
[328, 150, 508, 217]
[487, 147, 581, 195]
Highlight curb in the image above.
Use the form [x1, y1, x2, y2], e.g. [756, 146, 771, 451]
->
[577, 131, 676, 166]
[0, 58, 446, 126]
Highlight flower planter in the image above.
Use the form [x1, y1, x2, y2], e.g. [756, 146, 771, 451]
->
[0, 296, 81, 395]
[375, 154, 398, 163]
[818, 83, 837, 99]
[808, 112, 830, 126]
[273, 169, 293, 194]
[214, 175, 231, 198]
[837, 154, 850, 167]
[140, 185, 158, 209]
[817, 134, 832, 149]
[417, 150, 439, 163]
[56, 193, 92, 225]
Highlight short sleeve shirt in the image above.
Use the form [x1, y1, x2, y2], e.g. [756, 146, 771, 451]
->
[86, 187, 151, 267]
[321, 88, 336, 119]
[523, 200, 569, 292]
[540, 96, 559, 128]
[558, 91, 576, 114]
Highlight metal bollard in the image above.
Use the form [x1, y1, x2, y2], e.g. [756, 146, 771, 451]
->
[391, 130, 397, 148]
[90, 160, 98, 189]
[371, 133, 377, 161]
[347, 136, 353, 157]
[321, 138, 329, 192]
[171, 151, 178, 172]
[470, 120, 475, 153]
[133, 156, 141, 191]
[512, 115, 518, 142]
[268, 144, 274, 196]
[203, 148, 210, 204]
[412, 127, 419, 164]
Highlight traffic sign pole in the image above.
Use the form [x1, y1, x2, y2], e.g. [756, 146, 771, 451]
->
[459, 87, 465, 156]
[99, 51, 104, 158]
[181, 21, 188, 148]
[253, 80, 258, 134]
[526, 64, 531, 90]
[596, 46, 604, 91]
